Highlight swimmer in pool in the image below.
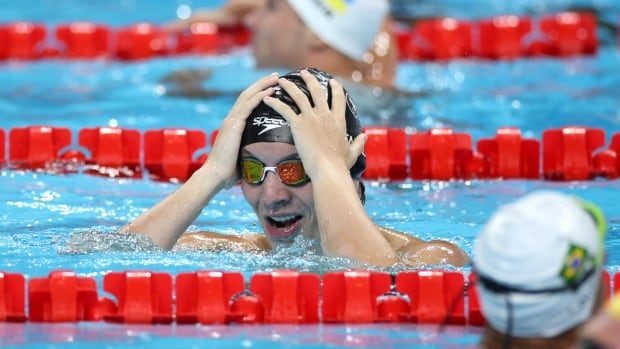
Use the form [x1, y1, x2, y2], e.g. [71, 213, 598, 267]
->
[474, 191, 607, 349]
[121, 67, 469, 268]
[161, 0, 416, 124]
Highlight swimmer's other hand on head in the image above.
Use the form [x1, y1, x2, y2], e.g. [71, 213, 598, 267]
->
[200, 72, 280, 190]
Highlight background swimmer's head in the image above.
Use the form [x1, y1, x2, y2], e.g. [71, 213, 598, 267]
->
[240, 67, 366, 179]
[286, 0, 389, 61]
[473, 190, 606, 338]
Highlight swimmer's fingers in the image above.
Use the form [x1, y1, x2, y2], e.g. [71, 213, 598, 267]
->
[225, 73, 279, 124]
[235, 72, 279, 109]
[347, 133, 367, 169]
[330, 79, 360, 171]
[263, 94, 298, 123]
[262, 75, 309, 122]
[274, 71, 321, 118]
[329, 78, 347, 131]
[300, 70, 330, 114]
[232, 86, 274, 120]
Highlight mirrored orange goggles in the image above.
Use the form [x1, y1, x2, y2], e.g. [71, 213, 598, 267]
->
[240, 157, 310, 186]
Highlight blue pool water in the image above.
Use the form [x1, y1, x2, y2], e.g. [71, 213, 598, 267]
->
[1, 0, 620, 348]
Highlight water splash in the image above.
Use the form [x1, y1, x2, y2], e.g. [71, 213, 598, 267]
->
[60, 230, 163, 254]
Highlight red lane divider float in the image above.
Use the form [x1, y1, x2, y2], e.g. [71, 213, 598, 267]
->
[478, 15, 533, 59]
[396, 270, 466, 324]
[115, 23, 170, 60]
[405, 18, 474, 60]
[539, 12, 598, 56]
[394, 11, 599, 61]
[0, 10, 606, 61]
[0, 22, 47, 60]
[4, 125, 620, 181]
[322, 271, 392, 323]
[250, 270, 320, 324]
[176, 271, 244, 324]
[594, 133, 620, 179]
[362, 127, 408, 181]
[409, 128, 474, 180]
[543, 126, 605, 181]
[103, 271, 173, 324]
[466, 273, 486, 326]
[476, 127, 540, 179]
[0, 269, 614, 324]
[175, 23, 251, 55]
[0, 20, 249, 61]
[8, 126, 73, 171]
[55, 22, 110, 59]
[78, 127, 142, 178]
[28, 270, 108, 322]
[0, 128, 5, 167]
[0, 272, 26, 322]
[605, 271, 612, 299]
[144, 128, 208, 182]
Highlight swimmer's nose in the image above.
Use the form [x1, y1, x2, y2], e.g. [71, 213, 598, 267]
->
[261, 170, 291, 210]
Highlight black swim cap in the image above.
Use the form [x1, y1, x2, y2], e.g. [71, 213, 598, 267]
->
[240, 67, 366, 179]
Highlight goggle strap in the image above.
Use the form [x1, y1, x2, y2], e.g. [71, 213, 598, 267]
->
[475, 266, 595, 295]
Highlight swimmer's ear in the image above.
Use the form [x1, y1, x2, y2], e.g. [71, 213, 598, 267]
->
[347, 133, 367, 169]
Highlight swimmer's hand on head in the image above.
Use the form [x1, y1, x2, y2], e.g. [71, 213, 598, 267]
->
[264, 70, 469, 267]
[201, 72, 280, 189]
[264, 70, 367, 180]
[118, 72, 279, 250]
[263, 70, 397, 266]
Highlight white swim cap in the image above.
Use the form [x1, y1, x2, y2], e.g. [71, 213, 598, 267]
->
[473, 190, 605, 338]
[286, 0, 388, 61]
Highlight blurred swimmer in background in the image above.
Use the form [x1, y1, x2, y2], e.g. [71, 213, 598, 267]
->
[162, 0, 414, 124]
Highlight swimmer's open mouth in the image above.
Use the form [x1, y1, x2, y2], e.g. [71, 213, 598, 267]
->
[265, 214, 303, 240]
[267, 215, 301, 228]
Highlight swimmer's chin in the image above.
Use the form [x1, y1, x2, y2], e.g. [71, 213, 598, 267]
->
[266, 231, 301, 245]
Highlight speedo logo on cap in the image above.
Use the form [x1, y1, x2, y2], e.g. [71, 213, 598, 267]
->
[252, 116, 289, 135]
[312, 0, 351, 16]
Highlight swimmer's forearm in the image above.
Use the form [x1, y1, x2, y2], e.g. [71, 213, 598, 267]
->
[167, 0, 261, 30]
[125, 72, 277, 248]
[313, 167, 399, 267]
[118, 163, 226, 250]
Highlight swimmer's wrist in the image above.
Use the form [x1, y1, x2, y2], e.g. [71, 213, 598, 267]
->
[193, 160, 235, 191]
